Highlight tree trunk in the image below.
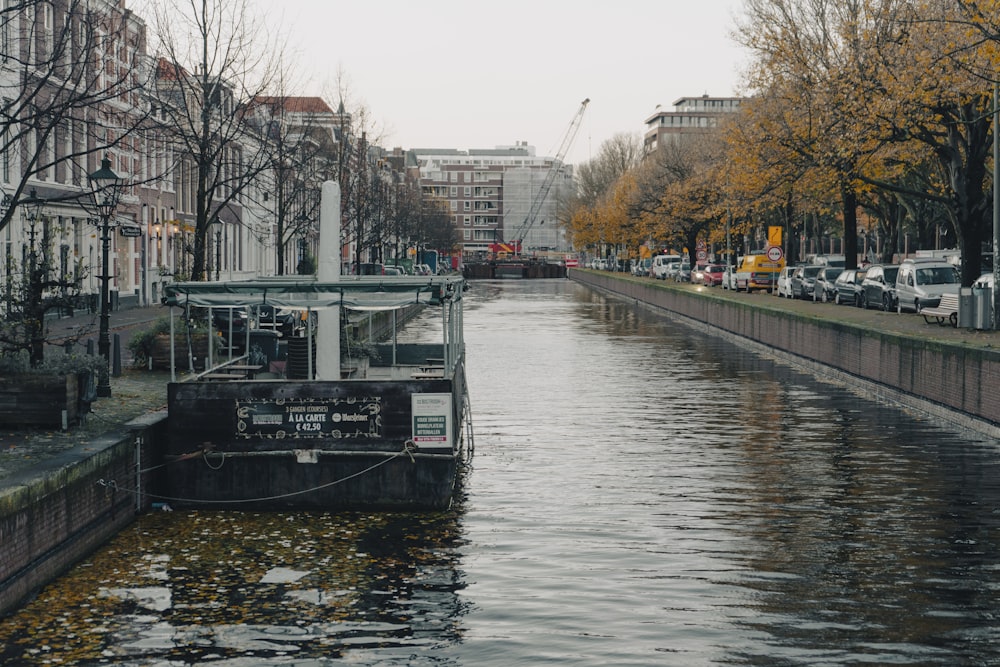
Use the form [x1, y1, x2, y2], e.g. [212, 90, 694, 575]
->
[841, 184, 858, 270]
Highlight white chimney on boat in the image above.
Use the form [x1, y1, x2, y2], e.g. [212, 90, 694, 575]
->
[315, 181, 341, 379]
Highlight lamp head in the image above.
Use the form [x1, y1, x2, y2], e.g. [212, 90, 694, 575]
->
[87, 155, 125, 218]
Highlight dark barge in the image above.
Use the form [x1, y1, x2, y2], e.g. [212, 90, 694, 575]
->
[462, 259, 567, 279]
[159, 274, 470, 510]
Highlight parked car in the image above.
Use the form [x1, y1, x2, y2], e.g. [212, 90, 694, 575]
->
[894, 258, 960, 313]
[860, 264, 899, 311]
[812, 266, 843, 302]
[701, 264, 726, 286]
[256, 304, 303, 339]
[833, 268, 867, 306]
[790, 265, 823, 299]
[632, 257, 652, 277]
[973, 272, 995, 289]
[674, 260, 691, 282]
[212, 307, 255, 352]
[810, 254, 846, 268]
[651, 254, 681, 279]
[665, 260, 684, 281]
[776, 266, 795, 298]
[734, 253, 784, 292]
[414, 263, 433, 276]
[722, 265, 738, 290]
[355, 262, 386, 275]
[383, 265, 405, 276]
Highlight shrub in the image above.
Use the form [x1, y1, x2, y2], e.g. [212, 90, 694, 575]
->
[0, 348, 105, 379]
[127, 317, 173, 368]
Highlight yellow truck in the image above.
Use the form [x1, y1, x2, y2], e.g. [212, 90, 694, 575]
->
[734, 252, 785, 292]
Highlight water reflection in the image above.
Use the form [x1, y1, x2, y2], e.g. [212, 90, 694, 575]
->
[0, 510, 467, 664]
[3, 279, 1000, 665]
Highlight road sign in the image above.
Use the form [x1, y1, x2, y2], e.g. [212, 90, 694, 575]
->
[766, 245, 784, 262]
[697, 250, 707, 261]
[119, 225, 142, 237]
[768, 226, 782, 247]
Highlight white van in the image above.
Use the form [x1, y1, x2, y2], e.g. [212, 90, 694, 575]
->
[894, 258, 960, 313]
[651, 254, 681, 280]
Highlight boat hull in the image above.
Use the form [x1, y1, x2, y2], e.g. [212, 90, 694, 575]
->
[159, 373, 466, 510]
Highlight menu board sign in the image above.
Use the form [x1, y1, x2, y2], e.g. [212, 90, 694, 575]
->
[236, 396, 382, 440]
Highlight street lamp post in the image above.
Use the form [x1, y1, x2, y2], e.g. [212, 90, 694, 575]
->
[211, 218, 222, 281]
[87, 155, 125, 398]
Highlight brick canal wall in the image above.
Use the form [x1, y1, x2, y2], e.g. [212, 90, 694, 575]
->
[571, 270, 1000, 437]
[0, 413, 166, 617]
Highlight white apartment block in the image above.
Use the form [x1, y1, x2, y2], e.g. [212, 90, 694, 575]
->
[413, 142, 575, 259]
[643, 95, 744, 153]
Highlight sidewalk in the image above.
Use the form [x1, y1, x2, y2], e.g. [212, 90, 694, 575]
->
[46, 303, 170, 363]
[1, 303, 177, 484]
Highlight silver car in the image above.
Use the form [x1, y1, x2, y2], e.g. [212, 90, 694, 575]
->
[776, 266, 795, 298]
[894, 259, 959, 313]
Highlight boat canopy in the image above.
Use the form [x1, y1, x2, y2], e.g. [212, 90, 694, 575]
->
[162, 275, 465, 312]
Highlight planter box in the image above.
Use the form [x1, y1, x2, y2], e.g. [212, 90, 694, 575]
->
[150, 333, 212, 371]
[0, 373, 79, 427]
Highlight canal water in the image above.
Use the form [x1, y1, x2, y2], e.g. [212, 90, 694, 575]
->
[3, 279, 1000, 666]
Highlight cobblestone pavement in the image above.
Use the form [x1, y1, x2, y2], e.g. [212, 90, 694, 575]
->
[0, 370, 174, 482]
[0, 305, 179, 483]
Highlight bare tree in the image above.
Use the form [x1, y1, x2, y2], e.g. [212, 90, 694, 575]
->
[247, 91, 340, 275]
[149, 0, 281, 281]
[0, 1, 151, 365]
[572, 133, 643, 209]
[415, 196, 457, 254]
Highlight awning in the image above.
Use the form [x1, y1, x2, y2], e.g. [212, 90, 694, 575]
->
[162, 275, 465, 311]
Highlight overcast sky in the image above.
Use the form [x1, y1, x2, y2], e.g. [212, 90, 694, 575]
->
[167, 0, 751, 166]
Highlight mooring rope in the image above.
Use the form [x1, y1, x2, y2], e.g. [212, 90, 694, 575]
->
[137, 448, 208, 474]
[97, 441, 418, 505]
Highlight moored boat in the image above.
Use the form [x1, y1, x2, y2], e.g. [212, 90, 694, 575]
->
[157, 182, 471, 510]
[159, 274, 470, 510]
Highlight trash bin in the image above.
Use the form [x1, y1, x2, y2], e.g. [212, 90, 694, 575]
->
[286, 336, 316, 379]
[973, 286, 993, 330]
[958, 287, 975, 328]
[247, 329, 280, 366]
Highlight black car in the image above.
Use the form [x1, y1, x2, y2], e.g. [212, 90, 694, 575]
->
[812, 266, 843, 302]
[256, 304, 304, 338]
[212, 307, 255, 350]
[833, 268, 867, 306]
[860, 264, 899, 310]
[790, 265, 823, 299]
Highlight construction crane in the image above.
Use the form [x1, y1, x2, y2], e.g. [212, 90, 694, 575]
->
[504, 98, 589, 257]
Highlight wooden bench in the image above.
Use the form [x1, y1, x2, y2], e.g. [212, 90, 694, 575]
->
[920, 293, 959, 326]
[200, 372, 245, 381]
[222, 363, 264, 378]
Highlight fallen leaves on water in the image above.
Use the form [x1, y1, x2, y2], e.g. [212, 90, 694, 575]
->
[0, 508, 465, 664]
